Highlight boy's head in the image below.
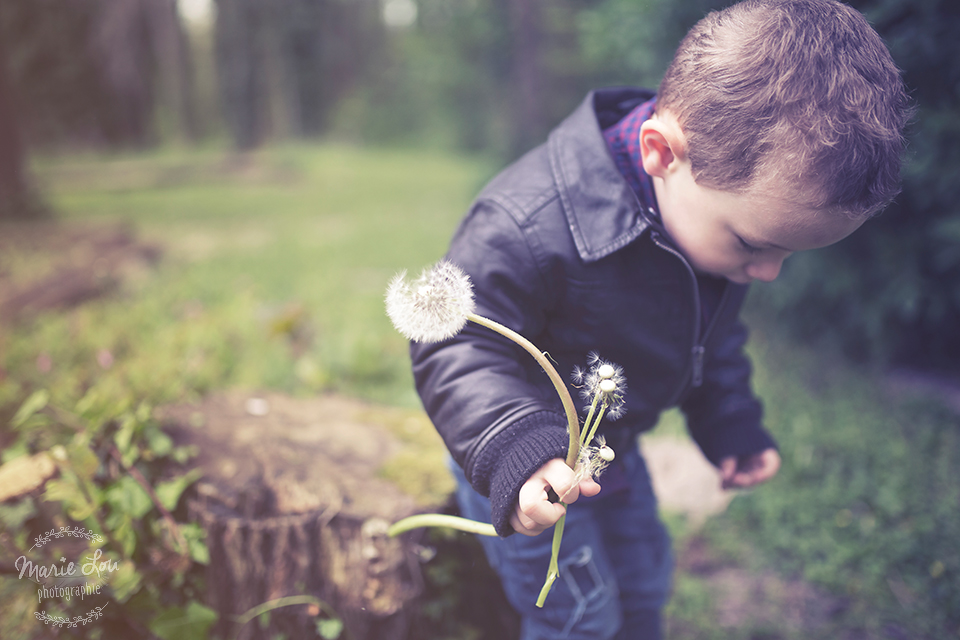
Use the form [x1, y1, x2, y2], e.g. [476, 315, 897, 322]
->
[639, 0, 912, 283]
[656, 0, 911, 219]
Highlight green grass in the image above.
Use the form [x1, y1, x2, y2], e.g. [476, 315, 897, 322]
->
[660, 317, 960, 639]
[11, 144, 495, 410]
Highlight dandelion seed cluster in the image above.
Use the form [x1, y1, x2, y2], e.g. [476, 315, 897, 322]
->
[386, 260, 476, 343]
[575, 435, 615, 483]
[571, 351, 627, 420]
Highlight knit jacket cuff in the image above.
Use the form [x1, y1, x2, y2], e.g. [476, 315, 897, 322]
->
[471, 411, 569, 537]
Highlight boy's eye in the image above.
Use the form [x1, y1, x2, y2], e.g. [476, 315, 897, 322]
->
[737, 236, 763, 255]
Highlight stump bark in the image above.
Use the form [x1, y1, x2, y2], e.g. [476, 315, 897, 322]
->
[164, 392, 447, 640]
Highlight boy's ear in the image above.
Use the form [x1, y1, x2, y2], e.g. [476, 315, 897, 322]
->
[639, 116, 686, 178]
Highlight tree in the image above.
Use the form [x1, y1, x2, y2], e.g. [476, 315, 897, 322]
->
[0, 37, 44, 221]
[213, 0, 382, 149]
[0, 0, 197, 150]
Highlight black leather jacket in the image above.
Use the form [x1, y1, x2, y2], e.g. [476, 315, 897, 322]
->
[411, 88, 776, 535]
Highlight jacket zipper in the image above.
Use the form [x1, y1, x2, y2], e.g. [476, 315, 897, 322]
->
[650, 230, 731, 398]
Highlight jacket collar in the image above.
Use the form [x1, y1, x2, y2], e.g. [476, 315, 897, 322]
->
[548, 88, 658, 263]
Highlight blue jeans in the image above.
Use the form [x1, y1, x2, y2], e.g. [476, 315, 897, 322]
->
[452, 442, 673, 640]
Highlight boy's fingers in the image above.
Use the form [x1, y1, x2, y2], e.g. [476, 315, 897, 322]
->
[751, 449, 781, 483]
[720, 449, 781, 489]
[510, 503, 559, 535]
[511, 498, 564, 536]
[511, 458, 578, 535]
[510, 508, 539, 534]
[518, 474, 568, 524]
[512, 458, 607, 535]
[578, 476, 602, 498]
[540, 458, 579, 503]
[719, 457, 738, 488]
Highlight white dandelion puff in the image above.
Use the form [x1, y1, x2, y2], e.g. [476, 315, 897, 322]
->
[573, 435, 615, 483]
[386, 260, 476, 343]
[576, 352, 627, 421]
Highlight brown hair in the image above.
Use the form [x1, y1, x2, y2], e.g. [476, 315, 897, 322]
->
[657, 0, 912, 218]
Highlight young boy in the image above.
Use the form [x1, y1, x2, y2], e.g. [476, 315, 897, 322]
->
[410, 0, 911, 637]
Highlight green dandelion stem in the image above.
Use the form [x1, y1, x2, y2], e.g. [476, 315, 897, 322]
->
[467, 313, 581, 468]
[232, 595, 338, 635]
[582, 404, 608, 455]
[536, 508, 567, 608]
[579, 392, 602, 451]
[466, 313, 585, 609]
[387, 513, 498, 537]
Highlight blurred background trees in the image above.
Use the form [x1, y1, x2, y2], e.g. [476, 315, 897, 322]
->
[1, 0, 957, 370]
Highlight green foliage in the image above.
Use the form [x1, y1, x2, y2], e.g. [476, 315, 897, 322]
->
[700, 324, 960, 639]
[0, 389, 210, 638]
[149, 601, 218, 640]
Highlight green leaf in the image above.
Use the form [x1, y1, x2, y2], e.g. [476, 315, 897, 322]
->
[114, 415, 137, 458]
[155, 468, 202, 511]
[148, 602, 217, 640]
[257, 611, 271, 630]
[144, 423, 175, 458]
[0, 499, 37, 530]
[1, 441, 30, 464]
[105, 476, 153, 520]
[113, 514, 138, 558]
[12, 389, 50, 428]
[317, 617, 344, 640]
[180, 522, 210, 565]
[44, 477, 96, 521]
[108, 558, 142, 603]
[67, 440, 101, 479]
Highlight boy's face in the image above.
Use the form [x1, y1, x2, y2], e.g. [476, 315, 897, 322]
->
[641, 113, 864, 284]
[654, 163, 864, 284]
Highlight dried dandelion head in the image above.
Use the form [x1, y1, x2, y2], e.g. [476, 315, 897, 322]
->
[386, 260, 475, 343]
[572, 351, 627, 420]
[573, 435, 616, 484]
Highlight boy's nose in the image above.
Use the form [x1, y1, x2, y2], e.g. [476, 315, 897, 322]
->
[746, 257, 784, 282]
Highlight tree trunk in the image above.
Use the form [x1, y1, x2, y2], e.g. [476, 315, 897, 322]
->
[215, 0, 269, 149]
[146, 0, 200, 142]
[0, 35, 44, 221]
[506, 0, 545, 159]
[165, 392, 440, 640]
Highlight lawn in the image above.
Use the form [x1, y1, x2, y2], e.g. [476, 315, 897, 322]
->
[2, 143, 957, 639]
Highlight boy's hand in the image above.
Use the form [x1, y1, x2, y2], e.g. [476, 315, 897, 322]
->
[720, 448, 781, 490]
[510, 458, 602, 536]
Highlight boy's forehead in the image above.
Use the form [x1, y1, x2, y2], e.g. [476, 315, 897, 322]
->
[736, 191, 865, 251]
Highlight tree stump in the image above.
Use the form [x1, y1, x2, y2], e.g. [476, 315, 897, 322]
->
[163, 391, 452, 640]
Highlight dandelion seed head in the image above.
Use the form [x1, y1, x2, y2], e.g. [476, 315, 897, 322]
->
[576, 436, 614, 480]
[385, 260, 475, 343]
[574, 354, 627, 420]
